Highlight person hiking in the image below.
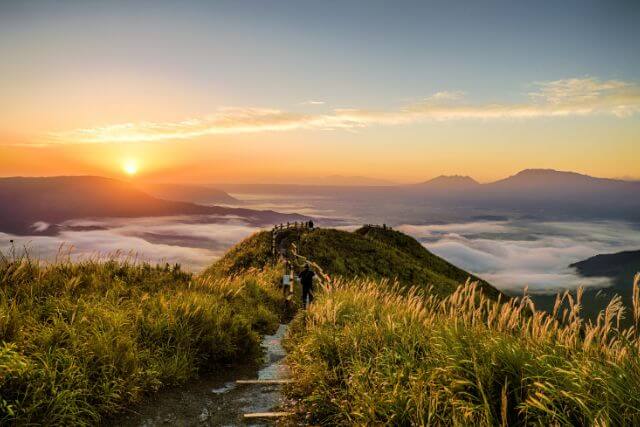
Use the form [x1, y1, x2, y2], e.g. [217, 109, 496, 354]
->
[282, 261, 294, 301]
[298, 262, 316, 309]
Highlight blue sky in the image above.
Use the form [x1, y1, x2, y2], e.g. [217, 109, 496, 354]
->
[3, 0, 638, 105]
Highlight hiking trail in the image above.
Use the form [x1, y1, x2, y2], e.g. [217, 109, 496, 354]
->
[107, 224, 327, 426]
[107, 324, 293, 426]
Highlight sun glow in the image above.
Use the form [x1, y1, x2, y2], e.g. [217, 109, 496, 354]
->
[122, 159, 139, 176]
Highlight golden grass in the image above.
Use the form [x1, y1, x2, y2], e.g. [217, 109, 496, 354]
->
[286, 273, 640, 425]
[0, 254, 286, 425]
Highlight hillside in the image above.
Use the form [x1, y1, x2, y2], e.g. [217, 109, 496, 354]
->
[0, 176, 307, 235]
[527, 249, 640, 324]
[136, 182, 239, 204]
[570, 249, 640, 279]
[208, 225, 501, 298]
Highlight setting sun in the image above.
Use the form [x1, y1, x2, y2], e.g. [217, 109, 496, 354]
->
[122, 159, 138, 176]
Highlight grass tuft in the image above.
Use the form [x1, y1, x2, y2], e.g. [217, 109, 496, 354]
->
[286, 274, 640, 425]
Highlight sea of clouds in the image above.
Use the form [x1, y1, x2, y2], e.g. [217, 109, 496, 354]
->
[1, 216, 261, 271]
[398, 220, 640, 295]
[2, 203, 639, 295]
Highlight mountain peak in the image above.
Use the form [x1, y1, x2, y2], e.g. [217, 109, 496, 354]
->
[417, 175, 479, 188]
[487, 169, 639, 193]
[513, 168, 586, 178]
[496, 169, 599, 185]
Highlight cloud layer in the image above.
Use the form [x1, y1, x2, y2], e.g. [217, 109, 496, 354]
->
[398, 220, 640, 294]
[44, 77, 640, 145]
[1, 216, 260, 271]
[1, 206, 638, 295]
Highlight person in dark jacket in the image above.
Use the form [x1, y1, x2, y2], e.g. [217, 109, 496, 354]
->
[298, 263, 316, 309]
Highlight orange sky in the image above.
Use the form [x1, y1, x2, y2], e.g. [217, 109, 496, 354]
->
[1, 117, 638, 184]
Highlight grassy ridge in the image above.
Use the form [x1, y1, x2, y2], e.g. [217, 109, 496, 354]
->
[356, 225, 500, 298]
[205, 229, 273, 277]
[0, 255, 285, 425]
[209, 227, 501, 298]
[285, 277, 640, 425]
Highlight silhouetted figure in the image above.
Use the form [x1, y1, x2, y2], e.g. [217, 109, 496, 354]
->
[298, 263, 316, 309]
[308, 220, 314, 229]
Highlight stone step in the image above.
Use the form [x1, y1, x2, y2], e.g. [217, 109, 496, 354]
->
[235, 379, 293, 385]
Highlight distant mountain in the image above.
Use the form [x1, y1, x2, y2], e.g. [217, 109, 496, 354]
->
[529, 249, 640, 324]
[0, 176, 308, 235]
[480, 169, 640, 219]
[137, 183, 239, 204]
[413, 175, 480, 190]
[487, 169, 638, 192]
[401, 169, 640, 221]
[570, 250, 640, 281]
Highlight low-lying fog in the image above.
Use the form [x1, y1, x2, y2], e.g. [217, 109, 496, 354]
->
[2, 191, 639, 296]
[397, 220, 640, 295]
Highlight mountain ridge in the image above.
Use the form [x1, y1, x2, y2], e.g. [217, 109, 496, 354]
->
[208, 224, 502, 299]
[136, 182, 239, 204]
[0, 175, 307, 235]
[570, 249, 640, 279]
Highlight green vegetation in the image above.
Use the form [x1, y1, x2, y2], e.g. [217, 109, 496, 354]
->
[205, 229, 273, 277]
[0, 253, 285, 425]
[356, 225, 499, 298]
[286, 276, 640, 425]
[209, 226, 501, 298]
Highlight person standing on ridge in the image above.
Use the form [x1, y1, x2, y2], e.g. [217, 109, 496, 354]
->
[298, 263, 316, 309]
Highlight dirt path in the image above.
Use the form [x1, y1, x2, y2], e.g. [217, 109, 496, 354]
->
[107, 324, 291, 427]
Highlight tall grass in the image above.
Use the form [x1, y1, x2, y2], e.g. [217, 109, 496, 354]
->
[0, 252, 285, 425]
[285, 274, 640, 425]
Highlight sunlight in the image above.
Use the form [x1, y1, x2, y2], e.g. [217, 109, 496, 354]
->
[122, 159, 138, 176]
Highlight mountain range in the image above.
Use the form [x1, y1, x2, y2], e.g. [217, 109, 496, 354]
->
[2, 169, 639, 236]
[0, 176, 307, 235]
[136, 182, 239, 205]
[410, 169, 639, 193]
[216, 169, 640, 223]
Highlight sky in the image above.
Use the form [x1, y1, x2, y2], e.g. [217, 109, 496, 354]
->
[1, 0, 639, 183]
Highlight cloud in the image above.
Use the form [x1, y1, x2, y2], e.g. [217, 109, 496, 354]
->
[425, 90, 466, 102]
[300, 100, 326, 105]
[1, 216, 261, 271]
[31, 221, 50, 232]
[398, 220, 640, 294]
[38, 77, 640, 144]
[529, 77, 640, 117]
